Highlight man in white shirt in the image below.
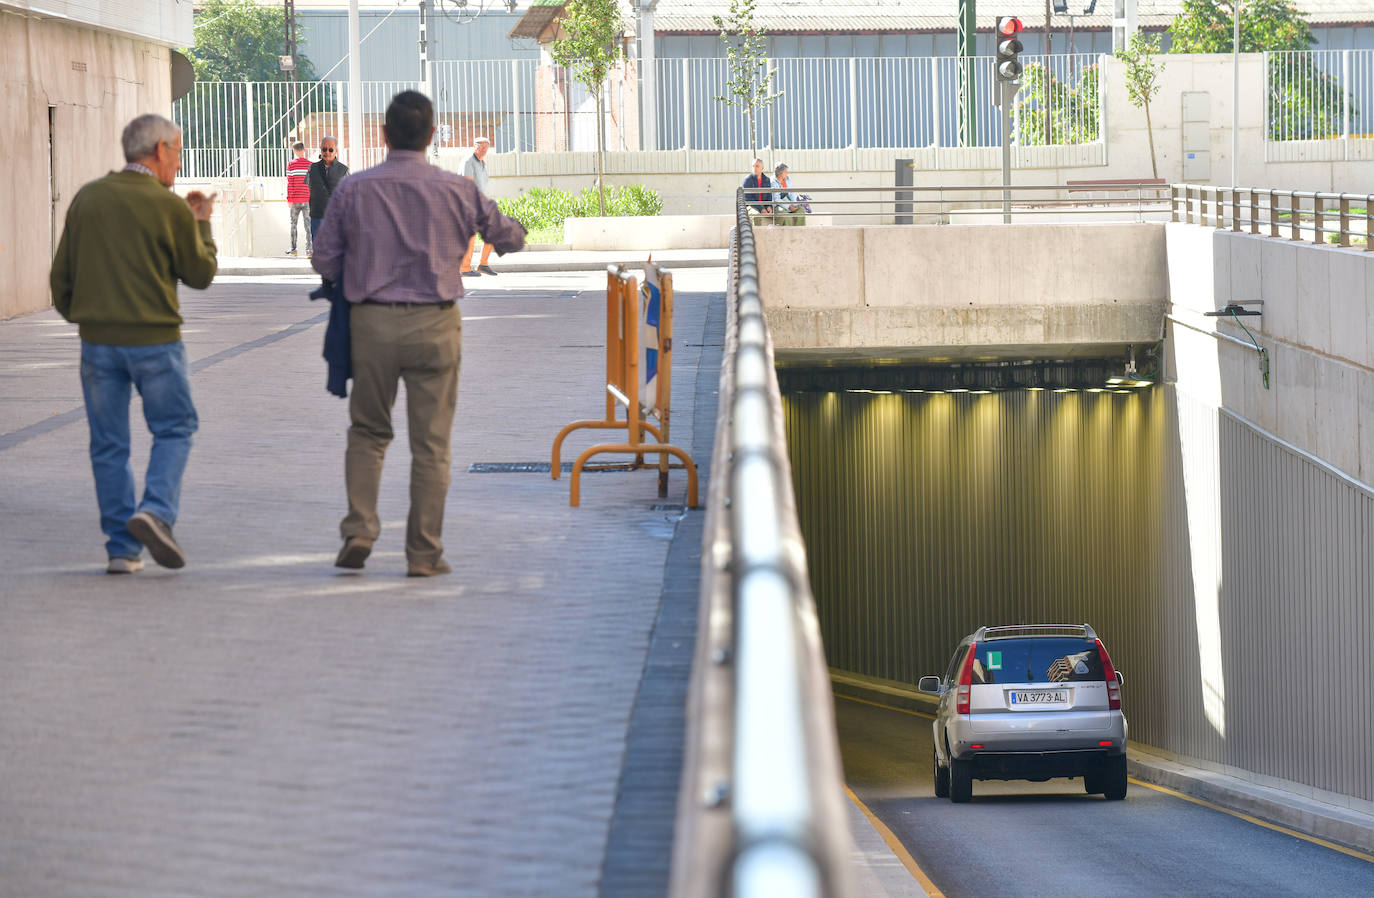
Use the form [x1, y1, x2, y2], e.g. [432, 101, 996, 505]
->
[460, 136, 495, 276]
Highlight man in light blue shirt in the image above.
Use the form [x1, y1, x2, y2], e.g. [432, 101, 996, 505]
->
[460, 136, 495, 276]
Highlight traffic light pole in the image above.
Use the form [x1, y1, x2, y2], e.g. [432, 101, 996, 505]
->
[1001, 81, 1013, 223]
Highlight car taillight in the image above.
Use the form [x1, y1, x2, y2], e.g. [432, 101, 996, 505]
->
[1096, 638, 1120, 710]
[956, 642, 977, 714]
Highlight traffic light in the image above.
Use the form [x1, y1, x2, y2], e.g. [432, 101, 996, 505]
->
[995, 17, 1024, 84]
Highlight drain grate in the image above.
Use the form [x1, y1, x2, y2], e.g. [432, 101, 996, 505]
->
[468, 461, 641, 474]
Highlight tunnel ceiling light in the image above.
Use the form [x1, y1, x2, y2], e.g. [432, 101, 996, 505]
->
[949, 388, 969, 393]
[1106, 376, 1125, 385]
[1114, 389, 1133, 394]
[1087, 388, 1105, 393]
[1054, 388, 1076, 393]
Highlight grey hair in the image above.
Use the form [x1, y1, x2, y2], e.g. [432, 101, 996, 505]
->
[121, 114, 180, 162]
[320, 136, 338, 147]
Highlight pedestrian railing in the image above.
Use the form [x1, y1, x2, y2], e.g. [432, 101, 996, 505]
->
[1265, 49, 1374, 163]
[1171, 184, 1374, 249]
[736, 181, 1170, 225]
[671, 194, 851, 898]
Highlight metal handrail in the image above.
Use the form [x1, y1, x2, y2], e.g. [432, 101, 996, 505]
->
[668, 193, 853, 897]
[738, 182, 1171, 224]
[1170, 184, 1374, 250]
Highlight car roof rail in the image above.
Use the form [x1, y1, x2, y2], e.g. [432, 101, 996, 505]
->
[971, 623, 1098, 642]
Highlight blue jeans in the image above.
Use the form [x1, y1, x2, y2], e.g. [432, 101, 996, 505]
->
[310, 217, 323, 241]
[79, 341, 198, 559]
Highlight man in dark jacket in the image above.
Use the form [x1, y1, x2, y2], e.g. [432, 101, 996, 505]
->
[742, 157, 773, 222]
[307, 136, 349, 240]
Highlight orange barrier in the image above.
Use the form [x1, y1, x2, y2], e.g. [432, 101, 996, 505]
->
[551, 265, 699, 508]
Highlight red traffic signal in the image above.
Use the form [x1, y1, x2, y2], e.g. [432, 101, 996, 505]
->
[995, 17, 1025, 84]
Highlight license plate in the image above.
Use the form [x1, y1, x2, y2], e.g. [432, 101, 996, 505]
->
[1011, 690, 1068, 705]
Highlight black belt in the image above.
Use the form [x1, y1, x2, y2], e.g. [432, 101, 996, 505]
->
[358, 299, 455, 309]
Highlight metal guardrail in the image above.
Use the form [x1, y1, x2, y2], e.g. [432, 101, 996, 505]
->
[1171, 184, 1374, 249]
[737, 181, 1171, 225]
[672, 194, 852, 898]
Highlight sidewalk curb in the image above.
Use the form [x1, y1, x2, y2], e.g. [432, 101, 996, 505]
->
[830, 671, 1374, 856]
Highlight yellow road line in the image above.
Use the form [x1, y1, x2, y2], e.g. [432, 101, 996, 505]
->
[1129, 778, 1374, 865]
[839, 692, 1374, 866]
[845, 784, 946, 897]
[836, 691, 935, 720]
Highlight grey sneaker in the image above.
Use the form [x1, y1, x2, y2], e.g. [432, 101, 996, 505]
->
[335, 536, 372, 570]
[407, 558, 452, 578]
[107, 556, 144, 575]
[478, 265, 497, 276]
[126, 511, 186, 569]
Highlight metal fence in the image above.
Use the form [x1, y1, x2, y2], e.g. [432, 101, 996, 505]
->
[653, 53, 1102, 152]
[1266, 49, 1374, 162]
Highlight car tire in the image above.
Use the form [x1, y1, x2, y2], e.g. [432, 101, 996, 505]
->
[1103, 754, 1128, 800]
[1084, 770, 1104, 794]
[934, 751, 950, 798]
[949, 757, 973, 803]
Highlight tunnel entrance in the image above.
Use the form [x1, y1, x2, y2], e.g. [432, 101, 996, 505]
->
[779, 359, 1166, 687]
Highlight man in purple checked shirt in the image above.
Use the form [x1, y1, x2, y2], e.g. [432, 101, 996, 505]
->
[311, 90, 526, 577]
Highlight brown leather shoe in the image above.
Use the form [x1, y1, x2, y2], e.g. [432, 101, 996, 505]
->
[335, 536, 372, 569]
[407, 558, 452, 578]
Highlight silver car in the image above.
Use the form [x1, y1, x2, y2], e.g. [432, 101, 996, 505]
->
[919, 624, 1128, 803]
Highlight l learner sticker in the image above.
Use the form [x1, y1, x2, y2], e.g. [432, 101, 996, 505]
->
[987, 651, 1002, 670]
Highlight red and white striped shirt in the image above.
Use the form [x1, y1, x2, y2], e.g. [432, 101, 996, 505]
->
[286, 155, 311, 203]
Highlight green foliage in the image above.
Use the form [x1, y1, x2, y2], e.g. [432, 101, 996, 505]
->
[549, 0, 626, 214]
[497, 185, 663, 232]
[713, 0, 781, 156]
[1116, 31, 1164, 110]
[185, 0, 317, 82]
[1014, 63, 1101, 146]
[1167, 0, 1314, 53]
[1167, 0, 1346, 140]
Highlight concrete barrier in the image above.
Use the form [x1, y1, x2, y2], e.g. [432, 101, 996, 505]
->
[564, 214, 732, 251]
[756, 222, 1169, 363]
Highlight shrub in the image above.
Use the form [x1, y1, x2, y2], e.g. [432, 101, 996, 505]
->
[497, 184, 663, 232]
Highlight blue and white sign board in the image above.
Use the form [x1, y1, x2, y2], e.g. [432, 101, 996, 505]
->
[639, 263, 662, 416]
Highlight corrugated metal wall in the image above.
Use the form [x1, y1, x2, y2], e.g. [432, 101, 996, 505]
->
[785, 384, 1374, 801]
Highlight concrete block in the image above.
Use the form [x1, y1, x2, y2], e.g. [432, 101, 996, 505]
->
[1219, 340, 1249, 422]
[1314, 358, 1360, 479]
[1273, 343, 1317, 457]
[1165, 223, 1216, 314]
[564, 215, 732, 251]
[757, 227, 861, 311]
[1359, 370, 1374, 488]
[1327, 250, 1370, 369]
[1212, 233, 1233, 308]
[763, 309, 819, 350]
[1296, 247, 1332, 353]
[1244, 338, 1279, 434]
[1229, 234, 1263, 306]
[1259, 242, 1299, 345]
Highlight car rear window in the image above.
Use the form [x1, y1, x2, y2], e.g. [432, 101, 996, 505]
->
[971, 638, 1104, 684]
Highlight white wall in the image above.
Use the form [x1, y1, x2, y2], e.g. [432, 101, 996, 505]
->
[1165, 223, 1374, 486]
[0, 0, 191, 47]
[1, 10, 173, 319]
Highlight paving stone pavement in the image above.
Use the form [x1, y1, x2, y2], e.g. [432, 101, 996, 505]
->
[0, 268, 725, 897]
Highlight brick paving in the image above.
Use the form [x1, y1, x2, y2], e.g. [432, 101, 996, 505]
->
[0, 268, 725, 897]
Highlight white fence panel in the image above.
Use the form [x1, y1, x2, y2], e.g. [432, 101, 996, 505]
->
[1266, 49, 1374, 163]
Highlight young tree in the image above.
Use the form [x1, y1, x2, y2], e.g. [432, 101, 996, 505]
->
[1168, 0, 1346, 139]
[1116, 31, 1165, 179]
[713, 0, 781, 158]
[549, 0, 627, 216]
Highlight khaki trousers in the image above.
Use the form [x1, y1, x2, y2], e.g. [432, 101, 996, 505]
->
[343, 302, 462, 565]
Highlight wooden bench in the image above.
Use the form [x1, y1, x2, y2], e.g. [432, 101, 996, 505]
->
[1066, 178, 1169, 202]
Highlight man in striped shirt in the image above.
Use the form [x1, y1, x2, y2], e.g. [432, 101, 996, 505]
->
[286, 141, 311, 255]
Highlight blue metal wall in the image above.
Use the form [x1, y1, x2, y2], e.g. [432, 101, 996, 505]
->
[297, 10, 537, 81]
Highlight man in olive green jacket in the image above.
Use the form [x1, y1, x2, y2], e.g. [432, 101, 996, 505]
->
[50, 114, 218, 574]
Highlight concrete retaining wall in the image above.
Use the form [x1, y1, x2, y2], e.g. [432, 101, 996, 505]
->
[1165, 224, 1374, 485]
[756, 222, 1168, 362]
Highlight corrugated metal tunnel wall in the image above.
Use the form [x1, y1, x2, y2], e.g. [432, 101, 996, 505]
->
[784, 384, 1374, 802]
